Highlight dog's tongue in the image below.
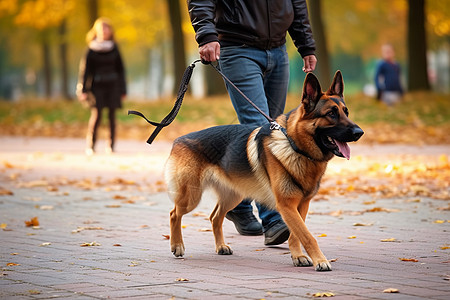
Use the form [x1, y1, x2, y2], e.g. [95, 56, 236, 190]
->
[335, 140, 350, 160]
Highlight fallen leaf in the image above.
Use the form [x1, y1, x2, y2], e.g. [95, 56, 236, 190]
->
[440, 245, 449, 250]
[113, 194, 127, 200]
[28, 290, 41, 295]
[10, 253, 19, 255]
[40, 242, 51, 246]
[192, 212, 208, 217]
[162, 235, 170, 240]
[6, 263, 20, 266]
[39, 205, 54, 210]
[399, 258, 418, 262]
[24, 217, 39, 227]
[0, 188, 13, 196]
[105, 204, 121, 208]
[113, 244, 122, 247]
[353, 222, 373, 226]
[254, 249, 265, 251]
[433, 220, 445, 224]
[80, 241, 101, 247]
[175, 278, 189, 282]
[381, 238, 397, 242]
[348, 236, 357, 239]
[312, 292, 335, 297]
[198, 228, 212, 232]
[383, 288, 399, 293]
[328, 258, 338, 262]
[0, 223, 7, 229]
[317, 233, 327, 237]
[129, 261, 139, 267]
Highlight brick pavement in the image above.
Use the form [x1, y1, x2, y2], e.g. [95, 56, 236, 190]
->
[0, 137, 449, 299]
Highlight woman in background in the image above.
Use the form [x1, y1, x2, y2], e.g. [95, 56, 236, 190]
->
[77, 17, 126, 155]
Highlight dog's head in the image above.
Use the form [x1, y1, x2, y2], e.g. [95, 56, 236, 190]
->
[299, 71, 363, 160]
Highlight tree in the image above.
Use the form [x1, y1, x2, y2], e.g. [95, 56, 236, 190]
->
[167, 0, 187, 95]
[407, 0, 430, 91]
[308, 0, 331, 87]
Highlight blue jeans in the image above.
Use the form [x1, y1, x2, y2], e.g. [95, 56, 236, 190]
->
[219, 44, 289, 228]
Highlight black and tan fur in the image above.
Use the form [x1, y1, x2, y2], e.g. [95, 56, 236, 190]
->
[165, 71, 363, 271]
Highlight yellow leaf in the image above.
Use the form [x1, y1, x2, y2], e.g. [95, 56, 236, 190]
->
[80, 241, 101, 247]
[6, 263, 20, 266]
[24, 217, 39, 227]
[434, 220, 445, 224]
[312, 292, 335, 297]
[383, 288, 399, 293]
[175, 278, 189, 282]
[348, 236, 357, 239]
[353, 222, 373, 226]
[381, 238, 397, 242]
[399, 258, 418, 262]
[0, 223, 7, 229]
[317, 233, 327, 237]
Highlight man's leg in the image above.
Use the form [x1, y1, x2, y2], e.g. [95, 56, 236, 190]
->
[219, 46, 289, 243]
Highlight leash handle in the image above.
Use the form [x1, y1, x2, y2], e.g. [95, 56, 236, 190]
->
[128, 60, 200, 144]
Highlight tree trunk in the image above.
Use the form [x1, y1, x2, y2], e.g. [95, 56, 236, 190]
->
[205, 64, 227, 95]
[59, 20, 71, 100]
[407, 0, 430, 91]
[167, 0, 187, 95]
[308, 0, 330, 87]
[42, 35, 52, 99]
[87, 0, 99, 26]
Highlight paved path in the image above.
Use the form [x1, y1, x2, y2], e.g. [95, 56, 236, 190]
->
[0, 137, 449, 299]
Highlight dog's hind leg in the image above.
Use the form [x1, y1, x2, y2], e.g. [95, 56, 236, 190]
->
[209, 187, 241, 255]
[169, 174, 203, 258]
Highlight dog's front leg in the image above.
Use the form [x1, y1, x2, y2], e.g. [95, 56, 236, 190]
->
[277, 200, 331, 271]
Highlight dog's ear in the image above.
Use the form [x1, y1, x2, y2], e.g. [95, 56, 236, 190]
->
[302, 72, 322, 113]
[326, 70, 344, 97]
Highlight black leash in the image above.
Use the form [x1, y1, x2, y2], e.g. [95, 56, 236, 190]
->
[128, 60, 200, 144]
[128, 59, 314, 160]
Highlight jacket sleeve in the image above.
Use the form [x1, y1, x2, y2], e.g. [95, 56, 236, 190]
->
[288, 0, 316, 57]
[115, 46, 127, 95]
[76, 49, 93, 95]
[187, 0, 219, 46]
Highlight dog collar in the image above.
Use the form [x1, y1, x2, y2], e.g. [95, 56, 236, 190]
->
[269, 121, 318, 162]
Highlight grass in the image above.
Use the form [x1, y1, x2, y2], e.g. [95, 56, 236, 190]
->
[0, 92, 449, 144]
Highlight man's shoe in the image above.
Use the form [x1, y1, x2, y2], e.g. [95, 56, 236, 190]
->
[264, 220, 290, 245]
[225, 210, 263, 236]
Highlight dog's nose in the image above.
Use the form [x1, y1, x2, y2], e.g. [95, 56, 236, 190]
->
[351, 126, 364, 141]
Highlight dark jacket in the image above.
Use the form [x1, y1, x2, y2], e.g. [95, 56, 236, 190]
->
[188, 0, 315, 57]
[375, 60, 403, 94]
[78, 44, 126, 109]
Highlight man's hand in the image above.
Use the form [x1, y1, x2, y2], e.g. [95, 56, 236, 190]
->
[199, 41, 220, 62]
[302, 55, 317, 73]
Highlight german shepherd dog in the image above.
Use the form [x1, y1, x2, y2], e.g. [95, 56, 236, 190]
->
[165, 71, 363, 271]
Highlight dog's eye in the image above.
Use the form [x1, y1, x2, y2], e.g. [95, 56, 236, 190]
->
[343, 107, 349, 116]
[327, 108, 338, 119]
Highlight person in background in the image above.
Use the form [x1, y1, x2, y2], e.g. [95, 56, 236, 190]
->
[187, 0, 316, 246]
[77, 17, 126, 155]
[375, 44, 403, 106]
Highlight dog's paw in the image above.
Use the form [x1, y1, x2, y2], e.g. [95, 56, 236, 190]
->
[171, 244, 185, 257]
[216, 244, 233, 255]
[292, 255, 313, 267]
[315, 260, 332, 271]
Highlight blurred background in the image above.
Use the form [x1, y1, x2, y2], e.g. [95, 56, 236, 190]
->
[0, 0, 449, 143]
[0, 0, 448, 100]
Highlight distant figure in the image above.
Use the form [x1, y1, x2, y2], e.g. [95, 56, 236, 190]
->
[77, 17, 126, 155]
[375, 44, 403, 106]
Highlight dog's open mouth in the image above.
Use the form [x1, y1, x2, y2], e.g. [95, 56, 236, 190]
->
[323, 136, 351, 160]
